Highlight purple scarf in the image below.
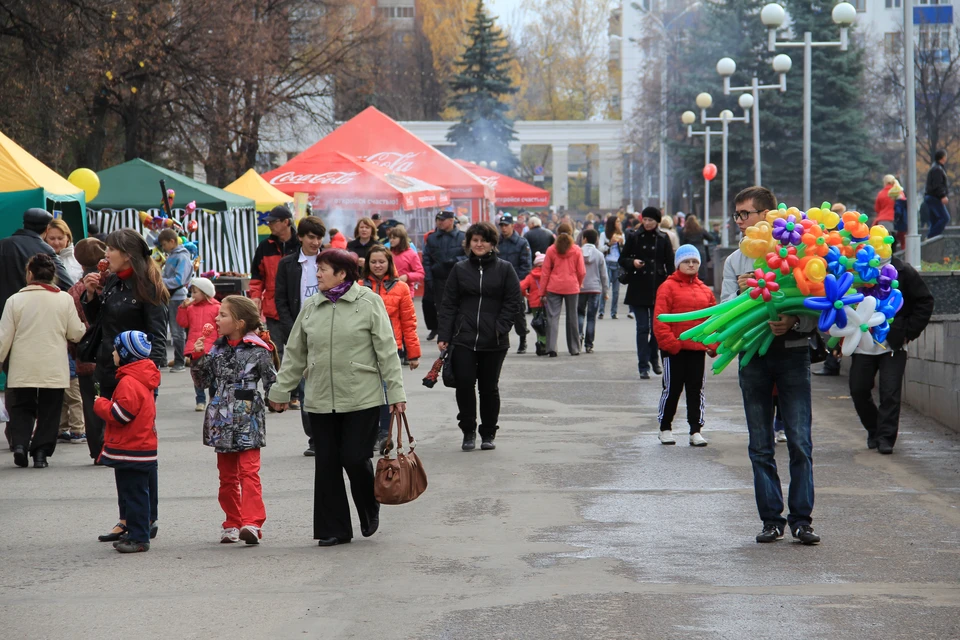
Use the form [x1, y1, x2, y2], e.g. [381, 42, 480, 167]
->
[322, 280, 353, 303]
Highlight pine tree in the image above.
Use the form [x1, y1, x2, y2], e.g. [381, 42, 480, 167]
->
[446, 0, 519, 175]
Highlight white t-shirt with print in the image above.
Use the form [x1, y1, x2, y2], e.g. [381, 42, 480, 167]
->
[299, 251, 319, 303]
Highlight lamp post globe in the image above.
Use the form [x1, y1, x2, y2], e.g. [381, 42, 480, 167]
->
[696, 92, 713, 109]
[772, 53, 793, 73]
[760, 3, 786, 27]
[716, 57, 737, 77]
[490, 160, 498, 170]
[832, 2, 857, 26]
[479, 161, 488, 168]
[738, 93, 755, 110]
[681, 111, 696, 125]
[719, 109, 734, 122]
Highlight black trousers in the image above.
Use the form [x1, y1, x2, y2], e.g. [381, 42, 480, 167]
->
[849, 350, 908, 446]
[115, 465, 155, 543]
[8, 387, 65, 456]
[513, 308, 528, 340]
[78, 375, 99, 459]
[451, 347, 507, 438]
[86, 377, 118, 460]
[117, 465, 159, 522]
[309, 408, 380, 541]
[657, 350, 706, 434]
[266, 317, 290, 361]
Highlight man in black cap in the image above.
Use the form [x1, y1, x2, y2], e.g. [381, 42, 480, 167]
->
[249, 205, 300, 363]
[498, 213, 532, 353]
[618, 206, 674, 379]
[0, 208, 73, 314]
[422, 209, 465, 340]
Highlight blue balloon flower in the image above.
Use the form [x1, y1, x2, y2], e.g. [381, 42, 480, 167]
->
[854, 245, 881, 282]
[870, 321, 891, 345]
[824, 246, 847, 278]
[874, 288, 903, 321]
[803, 272, 865, 332]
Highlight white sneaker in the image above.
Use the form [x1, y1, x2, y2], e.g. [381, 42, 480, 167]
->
[659, 430, 676, 445]
[775, 431, 788, 444]
[220, 527, 240, 543]
[689, 432, 708, 447]
[195, 402, 206, 412]
[239, 525, 261, 545]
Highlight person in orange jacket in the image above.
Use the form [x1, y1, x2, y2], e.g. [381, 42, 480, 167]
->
[519, 252, 548, 355]
[652, 245, 716, 447]
[360, 244, 421, 450]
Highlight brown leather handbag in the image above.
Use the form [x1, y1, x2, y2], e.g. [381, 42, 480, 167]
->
[374, 412, 428, 505]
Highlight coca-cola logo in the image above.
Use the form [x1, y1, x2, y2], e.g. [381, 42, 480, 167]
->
[360, 151, 421, 173]
[269, 171, 359, 186]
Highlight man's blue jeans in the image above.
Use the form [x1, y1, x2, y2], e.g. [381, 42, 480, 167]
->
[601, 263, 620, 316]
[577, 293, 601, 349]
[738, 347, 814, 530]
[924, 194, 951, 238]
[629, 305, 658, 374]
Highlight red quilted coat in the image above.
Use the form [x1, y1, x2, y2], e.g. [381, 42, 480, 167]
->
[361, 276, 422, 360]
[93, 359, 160, 468]
[653, 271, 717, 355]
[519, 266, 544, 309]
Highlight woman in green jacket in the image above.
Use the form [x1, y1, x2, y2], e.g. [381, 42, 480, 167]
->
[268, 249, 406, 547]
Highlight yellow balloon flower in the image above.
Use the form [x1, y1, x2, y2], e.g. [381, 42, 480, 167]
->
[866, 225, 894, 259]
[740, 221, 777, 259]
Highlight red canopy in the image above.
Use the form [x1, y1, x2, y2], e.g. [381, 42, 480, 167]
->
[455, 160, 551, 208]
[262, 151, 450, 211]
[284, 106, 494, 202]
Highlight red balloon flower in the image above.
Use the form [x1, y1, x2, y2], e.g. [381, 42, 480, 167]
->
[746, 268, 780, 302]
[765, 246, 799, 275]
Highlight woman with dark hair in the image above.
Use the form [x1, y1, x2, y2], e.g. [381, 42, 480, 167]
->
[268, 249, 406, 547]
[0, 254, 86, 468]
[347, 217, 378, 267]
[437, 222, 522, 451]
[599, 215, 624, 319]
[679, 215, 713, 281]
[387, 225, 425, 295]
[82, 228, 168, 540]
[540, 223, 585, 357]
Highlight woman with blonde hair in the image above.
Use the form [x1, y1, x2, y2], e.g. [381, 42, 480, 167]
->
[874, 174, 897, 233]
[540, 223, 585, 357]
[347, 217, 378, 267]
[44, 218, 83, 282]
[660, 215, 680, 251]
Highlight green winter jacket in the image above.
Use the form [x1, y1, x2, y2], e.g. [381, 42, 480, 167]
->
[268, 281, 406, 413]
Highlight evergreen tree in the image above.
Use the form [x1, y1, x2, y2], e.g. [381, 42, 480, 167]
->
[446, 0, 519, 175]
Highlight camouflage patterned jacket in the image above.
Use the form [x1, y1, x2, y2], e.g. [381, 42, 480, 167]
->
[191, 333, 277, 453]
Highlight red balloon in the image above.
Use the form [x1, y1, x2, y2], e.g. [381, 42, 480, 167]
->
[703, 163, 718, 182]
[187, 220, 199, 234]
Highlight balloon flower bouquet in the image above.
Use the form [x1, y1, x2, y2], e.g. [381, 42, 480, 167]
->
[658, 202, 904, 374]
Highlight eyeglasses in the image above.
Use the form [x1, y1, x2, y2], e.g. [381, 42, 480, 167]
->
[732, 209, 764, 222]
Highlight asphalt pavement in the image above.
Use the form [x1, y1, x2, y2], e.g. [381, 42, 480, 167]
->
[1, 302, 958, 640]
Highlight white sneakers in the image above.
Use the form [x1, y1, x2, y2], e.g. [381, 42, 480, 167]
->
[775, 431, 788, 444]
[239, 525, 261, 545]
[659, 430, 708, 446]
[659, 430, 676, 445]
[195, 402, 206, 412]
[689, 432, 708, 447]
[220, 527, 240, 543]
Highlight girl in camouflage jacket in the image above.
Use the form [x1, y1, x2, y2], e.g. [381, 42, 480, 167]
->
[191, 295, 279, 545]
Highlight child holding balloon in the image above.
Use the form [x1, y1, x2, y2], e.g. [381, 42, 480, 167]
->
[653, 245, 717, 446]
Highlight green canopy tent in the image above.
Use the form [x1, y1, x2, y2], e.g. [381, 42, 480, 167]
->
[91, 159, 257, 274]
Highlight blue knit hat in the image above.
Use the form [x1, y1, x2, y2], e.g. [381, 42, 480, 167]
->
[114, 331, 152, 365]
[674, 244, 701, 269]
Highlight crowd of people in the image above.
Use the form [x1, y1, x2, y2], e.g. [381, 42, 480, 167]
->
[0, 171, 939, 552]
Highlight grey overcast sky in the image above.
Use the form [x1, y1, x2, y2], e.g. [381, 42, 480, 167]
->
[487, 0, 530, 33]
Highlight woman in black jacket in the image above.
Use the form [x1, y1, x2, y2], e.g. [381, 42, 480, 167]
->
[82, 229, 169, 542]
[437, 222, 522, 452]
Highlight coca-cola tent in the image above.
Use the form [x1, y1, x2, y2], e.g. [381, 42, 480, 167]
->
[281, 106, 494, 221]
[263, 151, 450, 211]
[455, 160, 551, 208]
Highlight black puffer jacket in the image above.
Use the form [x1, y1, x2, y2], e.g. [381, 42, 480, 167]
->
[886, 257, 935, 350]
[498, 231, 532, 280]
[619, 227, 675, 307]
[82, 274, 168, 385]
[0, 229, 73, 314]
[422, 228, 466, 284]
[437, 251, 523, 352]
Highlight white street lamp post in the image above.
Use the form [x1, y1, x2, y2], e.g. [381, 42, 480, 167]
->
[903, 0, 921, 268]
[761, 2, 856, 210]
[682, 109, 722, 228]
[716, 54, 792, 186]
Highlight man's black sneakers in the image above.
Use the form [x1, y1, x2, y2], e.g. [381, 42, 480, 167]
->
[756, 523, 784, 543]
[792, 524, 821, 545]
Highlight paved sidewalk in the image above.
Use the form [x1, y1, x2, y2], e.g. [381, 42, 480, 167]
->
[1, 307, 958, 639]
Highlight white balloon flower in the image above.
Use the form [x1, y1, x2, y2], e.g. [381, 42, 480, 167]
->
[829, 296, 887, 356]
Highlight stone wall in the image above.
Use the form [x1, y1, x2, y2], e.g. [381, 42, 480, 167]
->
[903, 315, 960, 431]
[921, 271, 960, 315]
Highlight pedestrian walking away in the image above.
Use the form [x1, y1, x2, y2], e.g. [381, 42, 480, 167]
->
[652, 245, 716, 447]
[497, 213, 533, 354]
[540, 223, 585, 357]
[924, 150, 951, 239]
[422, 210, 466, 341]
[191, 296, 279, 545]
[268, 249, 407, 547]
[576, 229, 609, 354]
[437, 222, 523, 451]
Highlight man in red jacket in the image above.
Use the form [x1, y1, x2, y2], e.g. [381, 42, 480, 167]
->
[249, 206, 300, 359]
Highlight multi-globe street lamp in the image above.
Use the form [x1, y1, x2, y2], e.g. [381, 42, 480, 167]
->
[760, 2, 857, 210]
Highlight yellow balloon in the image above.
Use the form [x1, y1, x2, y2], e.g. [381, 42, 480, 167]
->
[68, 168, 100, 202]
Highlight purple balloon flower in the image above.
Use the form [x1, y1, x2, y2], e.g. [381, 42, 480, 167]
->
[876, 264, 899, 298]
[772, 215, 803, 246]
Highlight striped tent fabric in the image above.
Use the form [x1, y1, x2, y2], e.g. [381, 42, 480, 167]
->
[90, 208, 258, 274]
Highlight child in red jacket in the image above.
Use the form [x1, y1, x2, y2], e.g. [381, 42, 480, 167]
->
[176, 277, 220, 411]
[520, 252, 548, 355]
[94, 331, 160, 553]
[653, 245, 717, 447]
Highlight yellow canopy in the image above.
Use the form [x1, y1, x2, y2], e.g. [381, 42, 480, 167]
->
[223, 168, 291, 211]
[0, 131, 82, 196]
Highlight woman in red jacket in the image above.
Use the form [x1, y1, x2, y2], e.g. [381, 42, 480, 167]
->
[361, 245, 421, 449]
[652, 245, 716, 447]
[539, 223, 585, 357]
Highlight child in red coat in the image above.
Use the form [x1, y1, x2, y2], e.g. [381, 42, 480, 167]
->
[653, 245, 717, 447]
[520, 252, 548, 355]
[176, 277, 220, 411]
[93, 331, 160, 553]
